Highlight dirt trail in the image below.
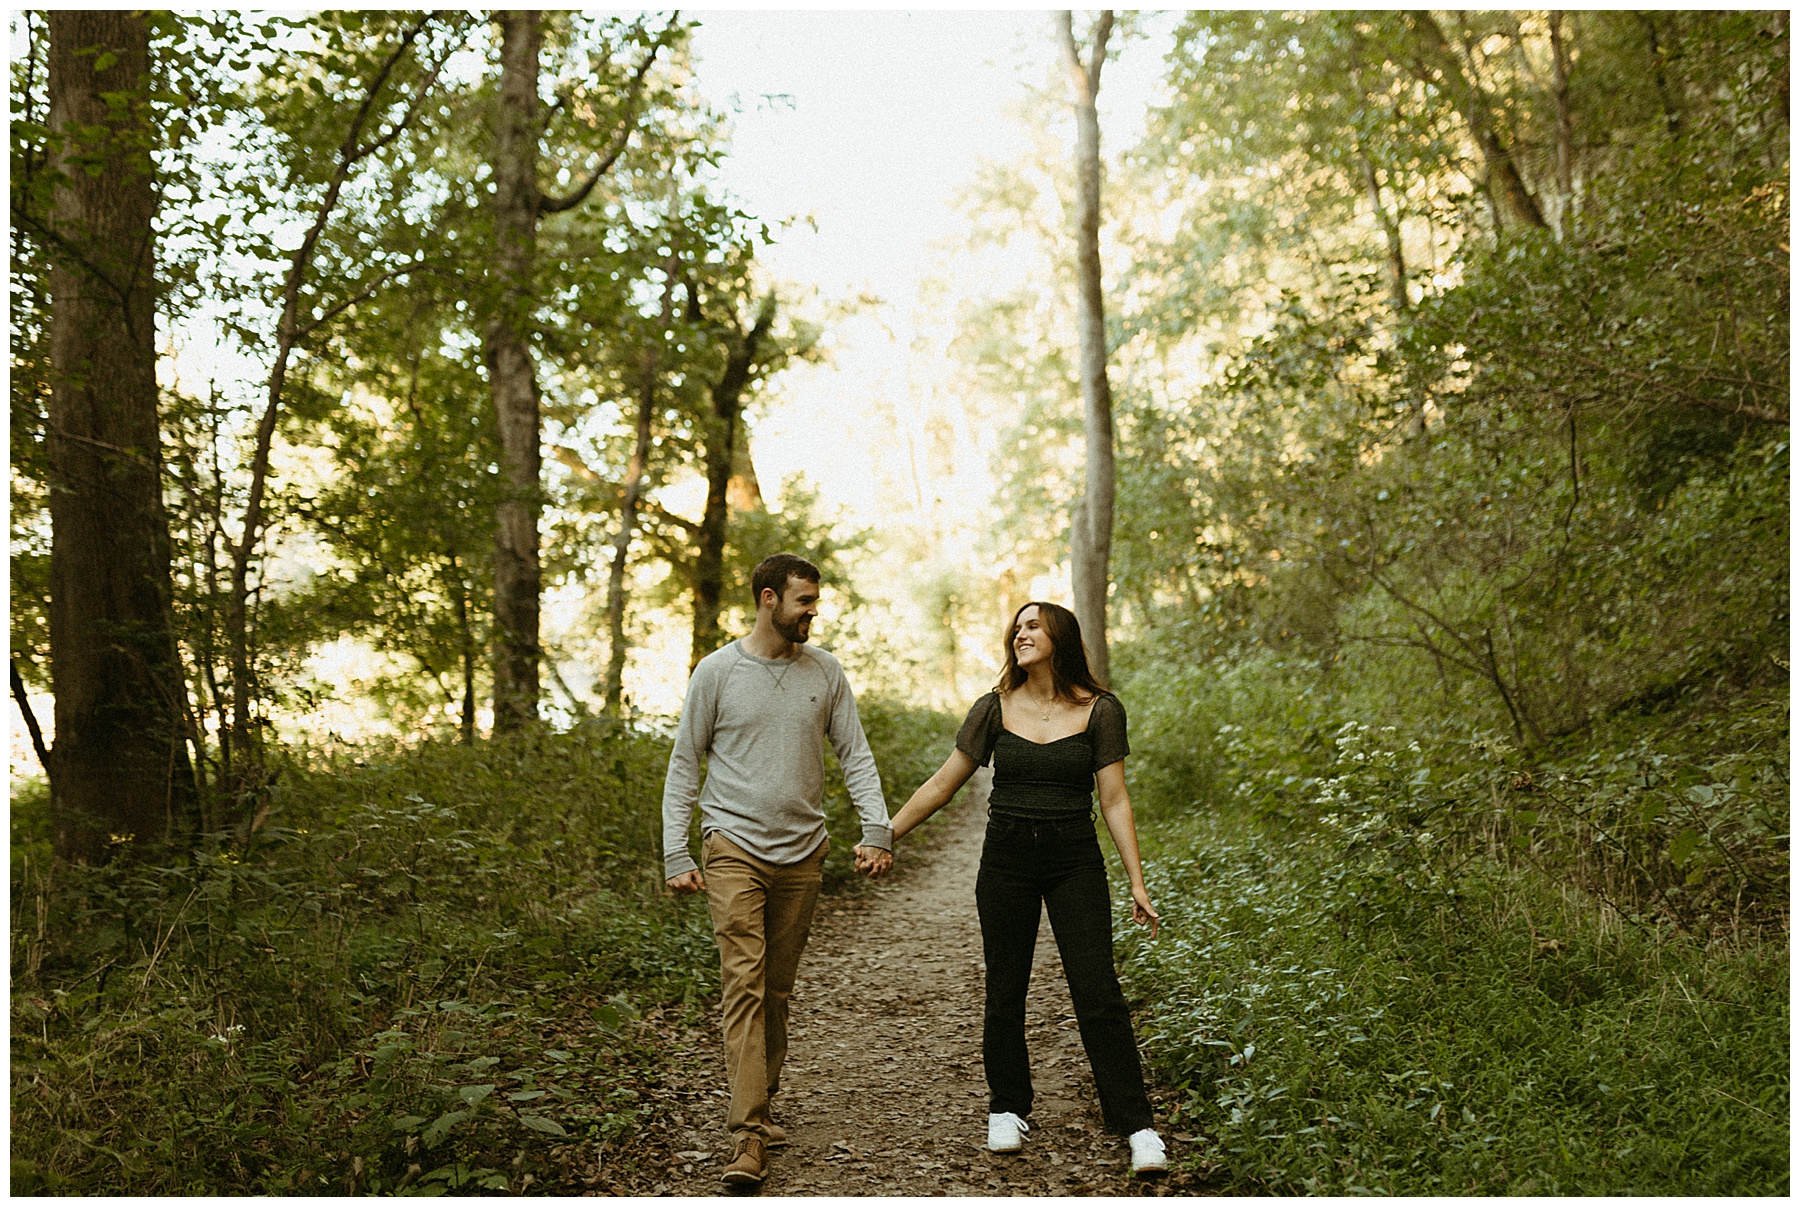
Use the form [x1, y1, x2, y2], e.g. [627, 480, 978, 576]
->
[628, 777, 1204, 1197]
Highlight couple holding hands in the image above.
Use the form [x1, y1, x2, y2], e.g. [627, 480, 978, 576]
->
[662, 553, 1168, 1186]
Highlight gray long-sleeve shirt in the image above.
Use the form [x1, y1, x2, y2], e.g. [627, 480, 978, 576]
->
[661, 639, 891, 880]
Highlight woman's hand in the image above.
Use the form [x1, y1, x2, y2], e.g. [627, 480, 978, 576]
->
[1130, 884, 1161, 939]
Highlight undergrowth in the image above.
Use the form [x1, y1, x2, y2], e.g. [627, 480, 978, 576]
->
[11, 698, 952, 1195]
[1116, 672, 1789, 1195]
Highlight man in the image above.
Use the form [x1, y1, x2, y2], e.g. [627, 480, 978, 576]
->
[662, 552, 893, 1186]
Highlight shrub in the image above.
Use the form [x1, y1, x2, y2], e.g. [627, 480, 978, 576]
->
[11, 698, 953, 1194]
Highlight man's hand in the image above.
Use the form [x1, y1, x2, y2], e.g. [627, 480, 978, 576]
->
[666, 869, 705, 895]
[853, 845, 893, 878]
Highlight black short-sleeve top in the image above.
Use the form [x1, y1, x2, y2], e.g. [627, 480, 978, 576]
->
[955, 690, 1129, 821]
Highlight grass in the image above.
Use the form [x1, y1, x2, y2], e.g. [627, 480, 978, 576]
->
[10, 698, 954, 1195]
[1115, 681, 1789, 1195]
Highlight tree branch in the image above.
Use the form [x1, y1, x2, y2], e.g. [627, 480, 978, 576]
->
[641, 499, 700, 537]
[1570, 355, 1788, 424]
[537, 28, 668, 215]
[293, 256, 449, 343]
[352, 13, 469, 161]
[11, 660, 53, 774]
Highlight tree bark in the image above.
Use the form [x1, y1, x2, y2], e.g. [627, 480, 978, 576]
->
[486, 11, 547, 732]
[1548, 11, 1576, 240]
[689, 295, 776, 671]
[1060, 10, 1116, 685]
[603, 263, 676, 714]
[44, 11, 195, 861]
[1407, 12, 1548, 231]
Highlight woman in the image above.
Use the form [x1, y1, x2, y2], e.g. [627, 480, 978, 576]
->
[889, 601, 1168, 1178]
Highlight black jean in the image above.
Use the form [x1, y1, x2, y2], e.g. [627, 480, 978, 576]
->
[976, 812, 1155, 1135]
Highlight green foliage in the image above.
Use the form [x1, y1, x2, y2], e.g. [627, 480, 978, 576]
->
[1114, 668, 1788, 1193]
[1119, 808, 1787, 1194]
[11, 698, 949, 1194]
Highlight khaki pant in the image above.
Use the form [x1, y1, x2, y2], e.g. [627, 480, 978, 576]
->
[702, 830, 827, 1141]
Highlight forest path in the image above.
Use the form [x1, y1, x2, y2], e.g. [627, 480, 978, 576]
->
[613, 777, 1203, 1197]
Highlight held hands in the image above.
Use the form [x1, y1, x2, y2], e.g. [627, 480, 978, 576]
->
[1130, 884, 1161, 940]
[665, 869, 705, 895]
[853, 845, 893, 878]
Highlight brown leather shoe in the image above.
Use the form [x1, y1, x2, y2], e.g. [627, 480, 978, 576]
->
[766, 1123, 789, 1149]
[720, 1135, 766, 1185]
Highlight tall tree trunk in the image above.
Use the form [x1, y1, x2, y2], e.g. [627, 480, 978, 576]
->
[1060, 9, 1116, 686]
[689, 295, 776, 671]
[44, 11, 195, 861]
[486, 10, 546, 732]
[603, 266, 675, 714]
[485, 11, 660, 727]
[1408, 12, 1548, 231]
[1548, 11, 1576, 240]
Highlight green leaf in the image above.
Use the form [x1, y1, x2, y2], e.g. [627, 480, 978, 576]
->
[518, 1114, 567, 1136]
[458, 1083, 495, 1105]
[506, 1089, 547, 1102]
[1670, 828, 1700, 868]
[421, 1109, 471, 1148]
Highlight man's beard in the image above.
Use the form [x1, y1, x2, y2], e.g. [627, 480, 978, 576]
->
[774, 613, 811, 645]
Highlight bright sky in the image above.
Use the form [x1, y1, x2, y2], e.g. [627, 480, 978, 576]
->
[686, 10, 1175, 516]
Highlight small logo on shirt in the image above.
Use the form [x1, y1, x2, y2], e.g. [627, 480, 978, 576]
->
[809, 695, 817, 702]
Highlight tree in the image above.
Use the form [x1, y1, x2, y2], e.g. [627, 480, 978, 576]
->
[1401, 11, 1547, 231]
[483, 11, 667, 731]
[1111, 9, 1789, 744]
[548, 174, 802, 696]
[600, 251, 675, 715]
[1060, 9, 1116, 683]
[687, 291, 778, 669]
[222, 12, 464, 787]
[295, 296, 500, 743]
[36, 11, 194, 860]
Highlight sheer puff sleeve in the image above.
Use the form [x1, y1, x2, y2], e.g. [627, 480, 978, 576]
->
[955, 692, 1003, 768]
[1088, 693, 1130, 772]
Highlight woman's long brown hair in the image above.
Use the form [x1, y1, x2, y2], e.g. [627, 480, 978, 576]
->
[993, 601, 1109, 701]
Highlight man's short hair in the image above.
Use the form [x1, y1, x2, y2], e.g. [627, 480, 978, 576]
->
[751, 553, 821, 606]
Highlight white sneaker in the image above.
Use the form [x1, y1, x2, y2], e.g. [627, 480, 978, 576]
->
[1128, 1128, 1168, 1178]
[987, 1111, 1029, 1153]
